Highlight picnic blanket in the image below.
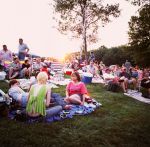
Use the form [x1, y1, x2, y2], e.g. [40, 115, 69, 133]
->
[92, 77, 105, 84]
[17, 78, 59, 90]
[9, 99, 102, 123]
[49, 79, 71, 86]
[124, 89, 150, 104]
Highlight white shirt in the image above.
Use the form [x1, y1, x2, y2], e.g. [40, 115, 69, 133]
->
[0, 49, 12, 64]
[18, 43, 29, 53]
[87, 65, 96, 75]
[32, 62, 42, 70]
[103, 73, 115, 80]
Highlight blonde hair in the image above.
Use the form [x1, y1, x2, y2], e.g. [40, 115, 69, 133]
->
[36, 72, 48, 84]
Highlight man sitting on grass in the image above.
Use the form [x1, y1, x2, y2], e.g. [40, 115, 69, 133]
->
[20, 59, 32, 78]
[8, 57, 22, 79]
[103, 68, 126, 93]
[119, 68, 137, 92]
[141, 72, 150, 98]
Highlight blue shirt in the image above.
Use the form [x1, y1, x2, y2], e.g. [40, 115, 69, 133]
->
[8, 86, 28, 107]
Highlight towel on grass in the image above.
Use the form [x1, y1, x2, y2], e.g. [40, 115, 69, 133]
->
[124, 89, 150, 104]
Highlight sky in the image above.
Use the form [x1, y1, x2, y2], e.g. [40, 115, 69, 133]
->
[0, 0, 138, 59]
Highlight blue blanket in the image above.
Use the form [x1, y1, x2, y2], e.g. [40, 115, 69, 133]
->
[9, 100, 101, 123]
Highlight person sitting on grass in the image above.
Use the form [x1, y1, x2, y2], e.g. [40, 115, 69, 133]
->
[119, 67, 137, 92]
[26, 72, 62, 118]
[141, 72, 150, 98]
[8, 57, 21, 79]
[8, 79, 28, 107]
[86, 61, 96, 76]
[65, 71, 88, 105]
[32, 58, 42, 75]
[40, 63, 50, 79]
[103, 68, 127, 93]
[20, 59, 32, 78]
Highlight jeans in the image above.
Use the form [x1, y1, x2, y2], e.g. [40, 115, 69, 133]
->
[51, 93, 67, 109]
[18, 52, 25, 61]
[46, 105, 62, 117]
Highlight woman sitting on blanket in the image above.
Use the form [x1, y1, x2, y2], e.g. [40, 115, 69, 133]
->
[26, 72, 62, 118]
[65, 71, 89, 105]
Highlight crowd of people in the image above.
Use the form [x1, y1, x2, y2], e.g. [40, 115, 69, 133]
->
[7, 71, 90, 118]
[0, 41, 150, 118]
[66, 56, 150, 98]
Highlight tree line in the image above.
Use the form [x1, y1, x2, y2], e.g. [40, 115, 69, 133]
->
[53, 0, 150, 67]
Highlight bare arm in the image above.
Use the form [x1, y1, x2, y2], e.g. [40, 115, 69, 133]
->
[27, 85, 33, 102]
[26, 48, 29, 53]
[82, 94, 86, 104]
[46, 87, 51, 107]
[66, 90, 69, 98]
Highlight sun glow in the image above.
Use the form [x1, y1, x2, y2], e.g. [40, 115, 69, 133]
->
[0, 0, 138, 60]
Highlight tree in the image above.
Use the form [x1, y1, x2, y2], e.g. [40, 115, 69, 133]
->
[126, 0, 150, 6]
[128, 4, 150, 67]
[53, 0, 120, 61]
[102, 46, 133, 66]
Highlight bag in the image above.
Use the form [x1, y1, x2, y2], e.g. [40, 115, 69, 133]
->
[14, 110, 28, 122]
[107, 81, 119, 92]
[141, 88, 150, 99]
[0, 102, 8, 117]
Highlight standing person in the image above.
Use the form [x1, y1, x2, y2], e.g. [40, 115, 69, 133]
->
[124, 60, 131, 73]
[8, 57, 21, 79]
[0, 45, 13, 66]
[18, 38, 29, 61]
[89, 51, 95, 62]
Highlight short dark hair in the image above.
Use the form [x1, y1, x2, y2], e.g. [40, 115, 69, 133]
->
[9, 79, 18, 87]
[3, 45, 7, 48]
[13, 57, 18, 61]
[71, 71, 81, 81]
[24, 59, 28, 63]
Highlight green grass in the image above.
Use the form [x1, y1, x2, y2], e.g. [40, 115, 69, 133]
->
[0, 81, 150, 147]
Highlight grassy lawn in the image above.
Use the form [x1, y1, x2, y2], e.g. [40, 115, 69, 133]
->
[0, 80, 150, 147]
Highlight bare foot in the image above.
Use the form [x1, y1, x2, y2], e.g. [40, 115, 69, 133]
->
[64, 105, 72, 110]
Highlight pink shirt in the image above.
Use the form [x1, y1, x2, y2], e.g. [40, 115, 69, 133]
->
[66, 81, 88, 96]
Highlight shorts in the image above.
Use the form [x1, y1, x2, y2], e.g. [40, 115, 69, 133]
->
[128, 80, 133, 84]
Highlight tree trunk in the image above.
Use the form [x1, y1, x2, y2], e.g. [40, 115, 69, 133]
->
[82, 4, 88, 62]
[83, 26, 88, 61]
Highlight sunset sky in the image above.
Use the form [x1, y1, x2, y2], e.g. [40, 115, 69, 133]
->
[0, 0, 138, 59]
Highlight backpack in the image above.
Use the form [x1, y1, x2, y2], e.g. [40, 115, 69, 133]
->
[107, 81, 119, 92]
